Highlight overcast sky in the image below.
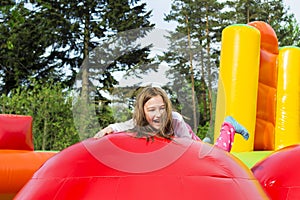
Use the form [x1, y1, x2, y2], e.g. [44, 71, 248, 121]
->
[144, 0, 300, 30]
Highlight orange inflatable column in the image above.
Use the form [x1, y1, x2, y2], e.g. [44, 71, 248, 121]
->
[214, 24, 260, 152]
[275, 46, 300, 150]
[248, 21, 279, 150]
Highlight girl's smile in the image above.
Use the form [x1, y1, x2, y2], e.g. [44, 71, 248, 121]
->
[143, 95, 166, 130]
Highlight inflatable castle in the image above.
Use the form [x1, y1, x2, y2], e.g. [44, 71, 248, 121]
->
[214, 21, 300, 152]
[0, 21, 299, 199]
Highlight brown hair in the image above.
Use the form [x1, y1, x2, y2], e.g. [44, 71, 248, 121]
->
[131, 86, 174, 139]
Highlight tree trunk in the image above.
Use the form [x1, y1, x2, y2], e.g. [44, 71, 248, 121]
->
[205, 6, 213, 124]
[79, 3, 91, 137]
[42, 116, 47, 151]
[185, 15, 197, 132]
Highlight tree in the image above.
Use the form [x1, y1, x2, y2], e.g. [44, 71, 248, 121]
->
[0, 2, 44, 94]
[0, 0, 153, 92]
[259, 0, 300, 47]
[0, 0, 155, 138]
[224, 0, 300, 46]
[162, 0, 300, 140]
[163, 0, 223, 138]
[0, 79, 79, 151]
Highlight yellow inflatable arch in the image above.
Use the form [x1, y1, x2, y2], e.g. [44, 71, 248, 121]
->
[214, 21, 300, 152]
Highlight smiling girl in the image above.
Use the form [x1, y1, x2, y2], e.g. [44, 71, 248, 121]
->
[94, 86, 249, 152]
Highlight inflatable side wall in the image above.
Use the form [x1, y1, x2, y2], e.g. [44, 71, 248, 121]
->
[215, 21, 300, 152]
[0, 114, 56, 199]
[248, 21, 279, 150]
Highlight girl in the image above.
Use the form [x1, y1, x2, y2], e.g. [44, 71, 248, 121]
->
[94, 86, 249, 152]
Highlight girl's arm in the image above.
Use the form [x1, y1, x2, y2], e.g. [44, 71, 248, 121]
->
[171, 112, 201, 140]
[94, 119, 135, 138]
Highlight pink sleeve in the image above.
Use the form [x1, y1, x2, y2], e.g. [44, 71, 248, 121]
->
[184, 122, 201, 141]
[172, 112, 201, 141]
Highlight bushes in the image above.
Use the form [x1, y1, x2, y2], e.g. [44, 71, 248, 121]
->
[0, 80, 79, 151]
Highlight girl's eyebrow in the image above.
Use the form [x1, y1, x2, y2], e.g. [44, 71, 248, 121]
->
[145, 104, 165, 109]
[146, 104, 165, 107]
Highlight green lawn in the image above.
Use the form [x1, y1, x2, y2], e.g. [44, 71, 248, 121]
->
[232, 151, 273, 168]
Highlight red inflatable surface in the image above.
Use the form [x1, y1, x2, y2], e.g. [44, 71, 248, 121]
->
[0, 114, 57, 199]
[0, 114, 33, 150]
[252, 144, 300, 200]
[15, 133, 268, 200]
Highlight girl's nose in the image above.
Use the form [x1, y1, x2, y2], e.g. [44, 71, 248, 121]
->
[155, 109, 163, 117]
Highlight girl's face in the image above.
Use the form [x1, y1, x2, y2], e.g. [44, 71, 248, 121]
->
[143, 95, 166, 130]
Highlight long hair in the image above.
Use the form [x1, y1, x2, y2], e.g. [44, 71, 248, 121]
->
[131, 86, 174, 139]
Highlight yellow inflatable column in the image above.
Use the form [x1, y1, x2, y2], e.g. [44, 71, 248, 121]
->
[275, 46, 300, 150]
[214, 25, 260, 152]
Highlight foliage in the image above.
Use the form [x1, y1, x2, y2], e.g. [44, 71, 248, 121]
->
[0, 0, 154, 95]
[163, 0, 223, 136]
[0, 0, 300, 146]
[197, 121, 210, 140]
[0, 1, 155, 148]
[163, 0, 300, 140]
[224, 0, 300, 47]
[0, 79, 79, 150]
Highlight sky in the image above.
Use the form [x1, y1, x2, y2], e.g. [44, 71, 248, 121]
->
[144, 0, 300, 30]
[118, 0, 300, 87]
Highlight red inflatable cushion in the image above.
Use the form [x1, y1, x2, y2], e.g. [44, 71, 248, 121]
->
[252, 144, 300, 200]
[0, 114, 34, 150]
[15, 133, 268, 199]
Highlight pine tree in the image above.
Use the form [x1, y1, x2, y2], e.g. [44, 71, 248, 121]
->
[163, 0, 224, 137]
[0, 0, 154, 138]
[0, 0, 153, 92]
[224, 0, 300, 46]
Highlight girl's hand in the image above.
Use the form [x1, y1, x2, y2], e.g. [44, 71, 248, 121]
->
[94, 127, 113, 138]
